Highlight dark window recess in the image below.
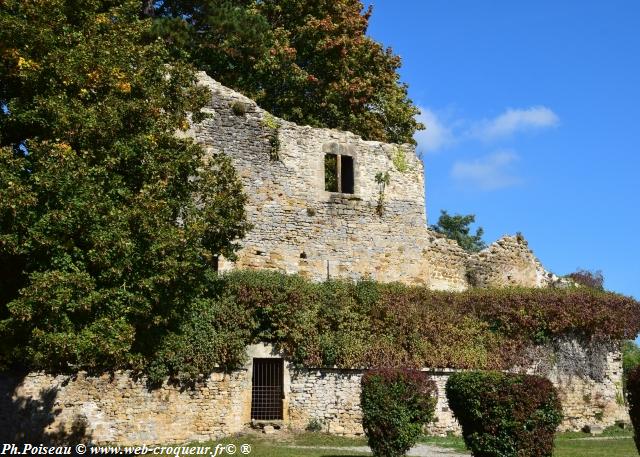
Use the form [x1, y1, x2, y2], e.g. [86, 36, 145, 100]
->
[251, 358, 284, 420]
[324, 153, 354, 194]
[341, 155, 354, 194]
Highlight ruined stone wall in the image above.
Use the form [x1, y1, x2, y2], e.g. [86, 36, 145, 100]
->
[467, 234, 555, 288]
[188, 73, 550, 290]
[286, 369, 467, 436]
[1, 340, 627, 444]
[0, 370, 251, 445]
[289, 340, 628, 436]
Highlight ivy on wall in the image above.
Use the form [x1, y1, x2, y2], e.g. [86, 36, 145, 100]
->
[146, 271, 640, 383]
[5, 267, 638, 386]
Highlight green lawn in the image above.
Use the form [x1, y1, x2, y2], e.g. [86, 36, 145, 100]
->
[419, 430, 640, 457]
[554, 437, 637, 457]
[209, 433, 369, 457]
[189, 430, 639, 457]
[554, 430, 638, 457]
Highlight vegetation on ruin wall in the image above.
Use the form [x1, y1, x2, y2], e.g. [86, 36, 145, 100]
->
[146, 271, 640, 384]
[2, 264, 640, 384]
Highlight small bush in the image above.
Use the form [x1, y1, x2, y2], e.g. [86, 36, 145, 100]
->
[361, 368, 437, 457]
[231, 101, 247, 116]
[306, 418, 324, 432]
[446, 371, 563, 457]
[260, 113, 281, 160]
[567, 269, 604, 290]
[391, 146, 410, 173]
[627, 365, 640, 452]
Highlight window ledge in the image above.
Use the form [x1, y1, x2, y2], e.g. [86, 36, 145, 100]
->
[326, 192, 362, 201]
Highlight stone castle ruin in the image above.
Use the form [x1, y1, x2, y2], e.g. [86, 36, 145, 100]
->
[189, 73, 552, 291]
[0, 74, 629, 445]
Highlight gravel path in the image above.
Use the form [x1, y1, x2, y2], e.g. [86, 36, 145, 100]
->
[286, 444, 470, 456]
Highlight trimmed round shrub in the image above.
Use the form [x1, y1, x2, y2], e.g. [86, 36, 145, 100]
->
[361, 368, 437, 457]
[627, 365, 640, 452]
[446, 371, 563, 457]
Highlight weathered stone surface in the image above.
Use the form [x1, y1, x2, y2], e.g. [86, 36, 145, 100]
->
[0, 340, 627, 443]
[289, 339, 628, 437]
[584, 424, 605, 435]
[0, 370, 250, 445]
[188, 73, 553, 291]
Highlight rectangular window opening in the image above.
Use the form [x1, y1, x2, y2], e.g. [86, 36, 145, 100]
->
[341, 155, 354, 194]
[324, 153, 354, 194]
[324, 153, 338, 192]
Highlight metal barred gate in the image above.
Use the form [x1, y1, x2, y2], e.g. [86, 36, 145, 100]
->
[251, 358, 284, 420]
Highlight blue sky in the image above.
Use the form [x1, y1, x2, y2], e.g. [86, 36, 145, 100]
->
[366, 0, 640, 300]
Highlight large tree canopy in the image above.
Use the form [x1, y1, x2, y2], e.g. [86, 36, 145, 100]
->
[0, 0, 250, 372]
[151, 0, 423, 144]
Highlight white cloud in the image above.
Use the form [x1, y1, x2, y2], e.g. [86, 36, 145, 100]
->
[451, 150, 522, 190]
[472, 106, 559, 140]
[413, 107, 455, 153]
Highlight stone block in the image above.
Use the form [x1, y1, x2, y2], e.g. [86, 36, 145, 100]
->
[584, 424, 605, 435]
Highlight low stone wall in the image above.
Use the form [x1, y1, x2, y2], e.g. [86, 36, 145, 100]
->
[287, 368, 461, 436]
[287, 339, 629, 436]
[0, 341, 628, 445]
[0, 370, 251, 445]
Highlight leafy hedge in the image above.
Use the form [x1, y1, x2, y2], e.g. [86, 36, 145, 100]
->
[4, 270, 640, 384]
[222, 270, 638, 367]
[627, 365, 640, 453]
[144, 271, 640, 383]
[361, 369, 437, 457]
[446, 371, 563, 457]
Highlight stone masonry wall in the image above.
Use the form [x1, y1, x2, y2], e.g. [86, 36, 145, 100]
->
[0, 370, 251, 445]
[188, 73, 552, 290]
[288, 339, 628, 436]
[1, 341, 627, 444]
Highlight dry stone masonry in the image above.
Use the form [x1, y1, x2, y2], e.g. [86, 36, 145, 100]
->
[0, 340, 627, 444]
[188, 73, 555, 290]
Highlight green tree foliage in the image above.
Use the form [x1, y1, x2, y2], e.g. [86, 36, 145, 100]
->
[361, 369, 437, 457]
[624, 341, 640, 381]
[0, 0, 249, 372]
[150, 0, 423, 144]
[146, 296, 252, 386]
[446, 372, 563, 457]
[627, 365, 640, 453]
[430, 210, 487, 253]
